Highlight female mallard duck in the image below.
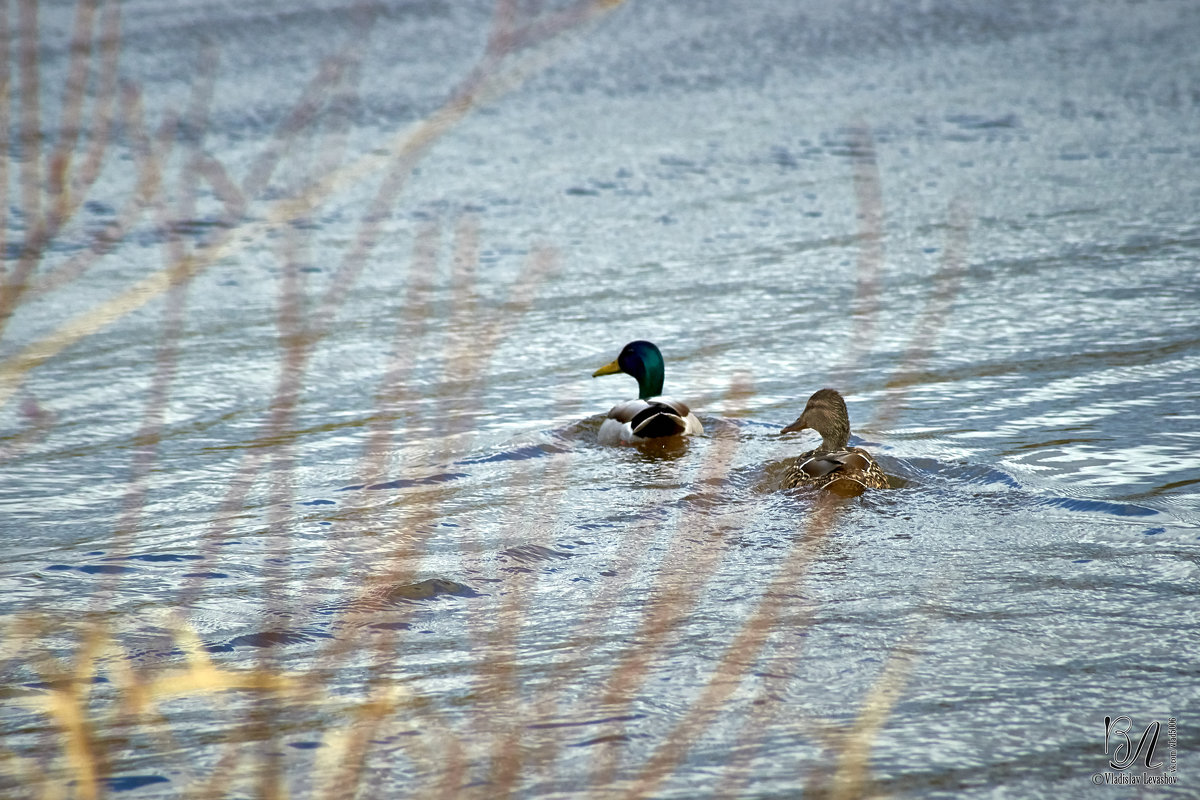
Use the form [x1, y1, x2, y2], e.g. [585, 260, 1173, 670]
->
[592, 340, 703, 446]
[780, 388, 888, 492]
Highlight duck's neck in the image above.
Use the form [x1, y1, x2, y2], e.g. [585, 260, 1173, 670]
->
[634, 355, 664, 399]
[821, 429, 849, 451]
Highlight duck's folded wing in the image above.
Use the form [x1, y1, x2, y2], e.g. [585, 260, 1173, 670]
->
[630, 401, 689, 438]
[606, 399, 650, 423]
[653, 397, 692, 418]
[797, 450, 873, 479]
[646, 396, 704, 435]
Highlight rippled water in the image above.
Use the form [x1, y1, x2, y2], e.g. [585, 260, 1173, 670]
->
[2, 0, 1198, 797]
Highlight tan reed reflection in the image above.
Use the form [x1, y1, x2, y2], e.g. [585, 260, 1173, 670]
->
[0, 0, 989, 794]
[828, 124, 886, 390]
[0, 0, 626, 410]
[875, 199, 971, 430]
[303, 220, 561, 796]
[705, 139, 970, 799]
[1, 1, 625, 796]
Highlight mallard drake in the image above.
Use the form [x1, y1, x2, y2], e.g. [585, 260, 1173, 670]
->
[780, 388, 888, 492]
[592, 340, 703, 446]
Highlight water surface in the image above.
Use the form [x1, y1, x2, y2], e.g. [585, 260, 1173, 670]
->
[2, 0, 1198, 797]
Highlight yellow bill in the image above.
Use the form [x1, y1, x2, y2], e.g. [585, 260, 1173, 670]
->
[592, 359, 622, 377]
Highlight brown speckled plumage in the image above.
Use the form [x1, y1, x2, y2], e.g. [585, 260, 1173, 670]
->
[780, 388, 889, 492]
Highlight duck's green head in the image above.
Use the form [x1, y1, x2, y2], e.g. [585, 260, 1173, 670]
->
[592, 340, 665, 400]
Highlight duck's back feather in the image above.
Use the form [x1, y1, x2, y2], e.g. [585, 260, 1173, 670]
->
[599, 397, 702, 445]
[782, 446, 888, 491]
